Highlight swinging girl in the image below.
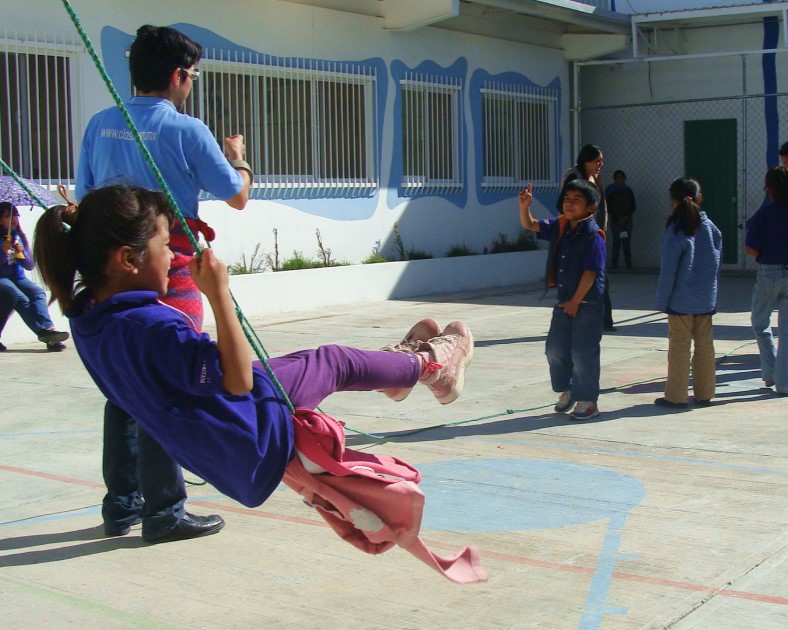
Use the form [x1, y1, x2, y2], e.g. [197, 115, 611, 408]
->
[33, 184, 474, 527]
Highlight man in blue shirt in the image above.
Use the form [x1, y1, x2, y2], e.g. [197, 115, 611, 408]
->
[517, 180, 606, 420]
[76, 25, 252, 543]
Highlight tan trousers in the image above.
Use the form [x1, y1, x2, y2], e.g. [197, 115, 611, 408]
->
[664, 314, 716, 403]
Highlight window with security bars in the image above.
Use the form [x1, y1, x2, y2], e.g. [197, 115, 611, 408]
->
[182, 52, 377, 198]
[481, 82, 558, 192]
[400, 74, 463, 192]
[0, 32, 80, 184]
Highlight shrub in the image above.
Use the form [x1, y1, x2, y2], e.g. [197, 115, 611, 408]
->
[228, 244, 266, 275]
[406, 249, 433, 260]
[280, 251, 322, 271]
[445, 243, 477, 257]
[393, 222, 407, 261]
[490, 229, 538, 253]
[362, 253, 390, 264]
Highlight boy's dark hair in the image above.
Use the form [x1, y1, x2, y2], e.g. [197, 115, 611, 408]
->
[129, 25, 202, 93]
[779, 141, 788, 157]
[613, 169, 626, 180]
[34, 185, 174, 313]
[765, 166, 788, 205]
[564, 178, 600, 210]
[667, 177, 702, 236]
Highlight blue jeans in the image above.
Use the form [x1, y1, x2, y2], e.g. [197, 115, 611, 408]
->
[751, 264, 788, 393]
[546, 301, 604, 402]
[102, 401, 187, 537]
[0, 276, 54, 336]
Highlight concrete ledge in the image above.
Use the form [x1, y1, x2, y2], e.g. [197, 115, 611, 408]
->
[1, 250, 547, 343]
[204, 249, 547, 325]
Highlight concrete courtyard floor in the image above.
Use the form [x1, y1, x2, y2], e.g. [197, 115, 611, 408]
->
[1, 272, 786, 630]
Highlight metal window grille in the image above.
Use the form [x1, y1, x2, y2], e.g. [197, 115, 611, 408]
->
[0, 30, 82, 185]
[576, 1, 610, 9]
[481, 81, 559, 193]
[400, 72, 463, 193]
[184, 50, 377, 199]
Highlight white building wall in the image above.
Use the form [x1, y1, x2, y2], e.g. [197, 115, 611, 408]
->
[1, 0, 570, 270]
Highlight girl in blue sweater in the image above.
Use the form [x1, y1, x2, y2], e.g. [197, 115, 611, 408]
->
[654, 178, 722, 408]
[32, 185, 473, 510]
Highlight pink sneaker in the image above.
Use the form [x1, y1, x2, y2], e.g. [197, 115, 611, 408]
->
[419, 321, 474, 405]
[380, 318, 441, 401]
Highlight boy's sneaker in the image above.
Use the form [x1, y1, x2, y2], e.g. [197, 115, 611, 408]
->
[37, 329, 69, 344]
[380, 318, 441, 401]
[554, 390, 573, 413]
[570, 401, 599, 421]
[419, 321, 474, 405]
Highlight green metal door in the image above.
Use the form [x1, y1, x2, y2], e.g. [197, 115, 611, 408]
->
[684, 119, 738, 264]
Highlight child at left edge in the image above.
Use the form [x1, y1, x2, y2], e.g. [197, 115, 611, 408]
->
[517, 180, 607, 420]
[0, 201, 69, 351]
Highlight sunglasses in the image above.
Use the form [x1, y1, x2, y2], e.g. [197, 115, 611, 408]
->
[180, 68, 200, 82]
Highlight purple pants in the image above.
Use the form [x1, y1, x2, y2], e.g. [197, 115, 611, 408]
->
[256, 344, 421, 410]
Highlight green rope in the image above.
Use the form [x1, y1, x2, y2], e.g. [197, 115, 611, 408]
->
[0, 157, 53, 209]
[59, 0, 295, 413]
[346, 340, 759, 442]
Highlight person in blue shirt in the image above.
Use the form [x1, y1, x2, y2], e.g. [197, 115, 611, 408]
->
[0, 201, 69, 351]
[556, 144, 616, 332]
[518, 179, 607, 421]
[745, 166, 788, 396]
[654, 177, 722, 409]
[76, 25, 253, 543]
[32, 184, 473, 517]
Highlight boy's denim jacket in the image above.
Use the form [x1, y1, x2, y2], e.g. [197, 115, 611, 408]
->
[543, 214, 606, 304]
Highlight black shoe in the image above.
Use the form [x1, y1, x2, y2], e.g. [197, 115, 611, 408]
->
[604, 325, 618, 333]
[37, 329, 69, 344]
[143, 513, 225, 544]
[654, 397, 688, 409]
[47, 341, 67, 352]
[695, 398, 712, 407]
[105, 517, 142, 537]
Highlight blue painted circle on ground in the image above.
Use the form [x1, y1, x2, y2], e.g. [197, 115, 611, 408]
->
[418, 458, 646, 532]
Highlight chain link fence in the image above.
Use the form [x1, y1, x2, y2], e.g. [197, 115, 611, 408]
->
[580, 92, 788, 272]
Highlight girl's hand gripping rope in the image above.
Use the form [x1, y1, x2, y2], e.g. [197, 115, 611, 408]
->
[190, 249, 253, 395]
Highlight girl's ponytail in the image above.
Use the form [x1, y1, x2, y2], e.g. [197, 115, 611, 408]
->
[667, 177, 702, 236]
[34, 205, 79, 313]
[34, 185, 174, 315]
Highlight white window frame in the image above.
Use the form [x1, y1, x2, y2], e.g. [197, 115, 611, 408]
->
[188, 54, 377, 198]
[400, 76, 463, 193]
[481, 83, 559, 192]
[0, 32, 83, 185]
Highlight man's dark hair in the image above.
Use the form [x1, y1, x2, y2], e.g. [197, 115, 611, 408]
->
[129, 25, 202, 92]
[564, 178, 600, 209]
[780, 141, 788, 157]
